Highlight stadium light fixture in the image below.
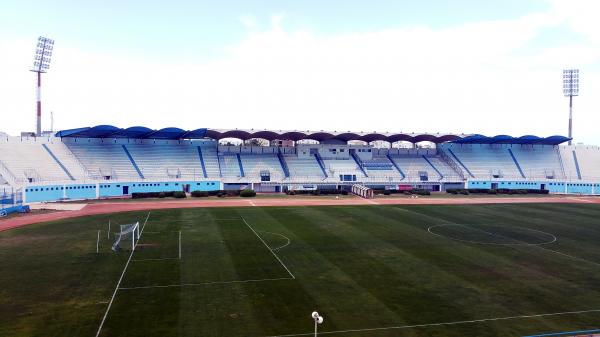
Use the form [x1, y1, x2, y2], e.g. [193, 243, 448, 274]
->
[30, 36, 55, 136]
[311, 311, 324, 337]
[563, 69, 579, 145]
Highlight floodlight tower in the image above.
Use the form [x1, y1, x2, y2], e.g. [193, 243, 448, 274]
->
[30, 36, 54, 136]
[563, 69, 579, 145]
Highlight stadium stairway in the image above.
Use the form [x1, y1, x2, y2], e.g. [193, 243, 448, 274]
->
[572, 150, 582, 180]
[314, 153, 328, 178]
[446, 148, 475, 178]
[42, 144, 75, 181]
[236, 153, 245, 177]
[556, 147, 567, 179]
[386, 154, 406, 179]
[350, 152, 368, 177]
[438, 150, 465, 180]
[422, 155, 443, 180]
[121, 145, 144, 179]
[277, 151, 290, 178]
[507, 149, 526, 178]
[0, 161, 18, 187]
[196, 146, 208, 178]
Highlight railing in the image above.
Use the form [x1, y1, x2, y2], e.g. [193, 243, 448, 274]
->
[62, 143, 96, 180]
[42, 144, 75, 180]
[12, 172, 600, 190]
[236, 154, 245, 177]
[385, 154, 406, 179]
[196, 146, 208, 178]
[121, 145, 145, 179]
[438, 149, 466, 180]
[422, 156, 443, 180]
[556, 147, 567, 179]
[507, 148, 525, 178]
[23, 169, 42, 183]
[572, 150, 582, 180]
[314, 153, 328, 178]
[0, 160, 23, 186]
[277, 150, 291, 178]
[350, 152, 368, 177]
[445, 148, 474, 178]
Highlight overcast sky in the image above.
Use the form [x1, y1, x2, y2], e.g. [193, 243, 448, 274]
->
[0, 0, 598, 144]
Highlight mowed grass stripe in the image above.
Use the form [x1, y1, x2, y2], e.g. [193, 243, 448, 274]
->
[397, 205, 600, 310]
[277, 207, 471, 330]
[4, 205, 600, 336]
[484, 203, 600, 260]
[237, 207, 404, 335]
[396, 205, 598, 294]
[0, 212, 142, 337]
[336, 206, 600, 319]
[325, 207, 525, 319]
[305, 207, 578, 327]
[196, 208, 317, 336]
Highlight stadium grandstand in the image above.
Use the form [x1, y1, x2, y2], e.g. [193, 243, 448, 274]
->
[0, 124, 598, 205]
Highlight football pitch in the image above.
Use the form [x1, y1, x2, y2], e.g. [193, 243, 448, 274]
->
[3, 203, 600, 336]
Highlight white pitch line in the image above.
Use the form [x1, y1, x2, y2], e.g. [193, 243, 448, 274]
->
[140, 212, 151, 233]
[537, 246, 600, 268]
[131, 257, 180, 262]
[259, 231, 291, 251]
[456, 224, 600, 267]
[241, 217, 295, 279]
[265, 308, 600, 337]
[119, 277, 293, 290]
[429, 223, 600, 268]
[248, 200, 257, 207]
[427, 224, 557, 246]
[95, 211, 151, 337]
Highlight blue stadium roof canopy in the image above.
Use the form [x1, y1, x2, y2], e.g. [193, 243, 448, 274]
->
[452, 134, 570, 145]
[54, 125, 571, 145]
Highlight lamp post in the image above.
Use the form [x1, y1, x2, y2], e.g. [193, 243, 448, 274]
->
[311, 311, 324, 337]
[30, 36, 54, 136]
[563, 69, 579, 145]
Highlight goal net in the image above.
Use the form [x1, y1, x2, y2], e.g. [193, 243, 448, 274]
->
[111, 222, 140, 252]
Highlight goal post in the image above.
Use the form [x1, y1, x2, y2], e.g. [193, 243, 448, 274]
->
[111, 221, 140, 252]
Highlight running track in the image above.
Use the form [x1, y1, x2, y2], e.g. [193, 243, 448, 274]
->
[1, 196, 599, 232]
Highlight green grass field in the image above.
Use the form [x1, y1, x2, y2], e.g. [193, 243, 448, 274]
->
[3, 203, 600, 336]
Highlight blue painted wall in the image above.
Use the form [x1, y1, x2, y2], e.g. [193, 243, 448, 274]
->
[24, 180, 221, 202]
[468, 180, 600, 195]
[24, 184, 96, 202]
[546, 182, 598, 194]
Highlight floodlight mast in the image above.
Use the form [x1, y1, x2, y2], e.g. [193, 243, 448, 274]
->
[563, 69, 579, 145]
[30, 37, 54, 136]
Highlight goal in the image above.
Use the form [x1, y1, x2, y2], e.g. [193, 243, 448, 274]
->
[111, 222, 140, 252]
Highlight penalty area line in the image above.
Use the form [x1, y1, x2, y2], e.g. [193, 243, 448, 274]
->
[118, 277, 294, 290]
[241, 216, 295, 279]
[266, 308, 600, 337]
[95, 211, 151, 337]
[131, 257, 180, 262]
[259, 231, 291, 251]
